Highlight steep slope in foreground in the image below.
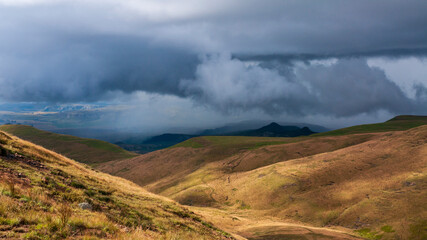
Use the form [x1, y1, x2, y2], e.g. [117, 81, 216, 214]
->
[100, 125, 427, 239]
[0, 131, 232, 239]
[0, 125, 138, 166]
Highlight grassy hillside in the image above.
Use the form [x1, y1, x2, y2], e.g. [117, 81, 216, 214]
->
[101, 133, 376, 190]
[99, 122, 427, 239]
[0, 130, 232, 239]
[314, 115, 427, 137]
[4, 116, 427, 239]
[0, 125, 138, 165]
[163, 126, 427, 239]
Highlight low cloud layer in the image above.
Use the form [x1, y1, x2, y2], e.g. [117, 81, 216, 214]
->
[0, 0, 426, 124]
[182, 55, 424, 117]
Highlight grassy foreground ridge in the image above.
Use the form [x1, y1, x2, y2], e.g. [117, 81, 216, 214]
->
[0, 130, 232, 239]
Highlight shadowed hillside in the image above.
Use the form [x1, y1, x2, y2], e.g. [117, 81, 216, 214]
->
[0, 125, 138, 166]
[230, 122, 314, 137]
[99, 117, 427, 239]
[0, 130, 232, 239]
[116, 122, 318, 154]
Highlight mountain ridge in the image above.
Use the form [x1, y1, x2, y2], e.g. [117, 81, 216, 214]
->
[230, 122, 315, 137]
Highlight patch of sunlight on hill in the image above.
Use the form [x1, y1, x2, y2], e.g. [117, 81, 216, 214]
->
[0, 130, 232, 239]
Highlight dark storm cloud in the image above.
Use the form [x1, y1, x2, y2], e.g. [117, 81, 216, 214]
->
[234, 48, 427, 64]
[182, 55, 423, 117]
[0, 0, 426, 118]
[0, 35, 198, 102]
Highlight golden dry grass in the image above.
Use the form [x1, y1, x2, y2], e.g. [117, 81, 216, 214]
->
[100, 126, 427, 239]
[0, 130, 232, 239]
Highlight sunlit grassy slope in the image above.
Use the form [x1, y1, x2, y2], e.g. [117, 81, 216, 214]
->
[313, 115, 427, 136]
[0, 130, 232, 239]
[0, 125, 137, 165]
[163, 126, 427, 239]
[99, 117, 427, 239]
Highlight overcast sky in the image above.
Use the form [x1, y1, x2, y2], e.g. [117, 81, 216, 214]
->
[0, 0, 426, 130]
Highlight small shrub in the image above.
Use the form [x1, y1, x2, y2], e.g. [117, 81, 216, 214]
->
[102, 224, 119, 235]
[19, 196, 31, 202]
[57, 203, 73, 228]
[380, 225, 395, 233]
[23, 231, 43, 240]
[98, 189, 113, 196]
[70, 181, 86, 189]
[18, 215, 38, 225]
[124, 217, 139, 227]
[0, 217, 19, 226]
[97, 196, 111, 202]
[84, 189, 97, 197]
[48, 222, 60, 233]
[6, 178, 16, 197]
[354, 228, 383, 240]
[69, 219, 87, 231]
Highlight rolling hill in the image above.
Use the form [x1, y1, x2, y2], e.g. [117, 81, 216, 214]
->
[314, 115, 427, 136]
[2, 116, 427, 239]
[0, 125, 138, 166]
[98, 116, 427, 239]
[0, 130, 232, 239]
[116, 122, 316, 153]
[116, 133, 198, 154]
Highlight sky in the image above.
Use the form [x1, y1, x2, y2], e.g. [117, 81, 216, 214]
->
[0, 0, 426, 132]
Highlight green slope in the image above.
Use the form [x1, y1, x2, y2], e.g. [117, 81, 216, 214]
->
[172, 115, 427, 150]
[0, 125, 138, 165]
[313, 115, 427, 137]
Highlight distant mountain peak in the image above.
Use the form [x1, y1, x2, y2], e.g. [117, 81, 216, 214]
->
[267, 122, 280, 127]
[259, 122, 288, 131]
[232, 122, 315, 137]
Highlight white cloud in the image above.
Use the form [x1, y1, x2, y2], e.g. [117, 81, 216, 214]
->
[368, 57, 427, 99]
[0, 0, 53, 6]
[181, 53, 305, 112]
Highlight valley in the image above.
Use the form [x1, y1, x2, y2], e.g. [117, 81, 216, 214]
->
[98, 116, 427, 239]
[2, 1, 427, 239]
[1, 115, 426, 239]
